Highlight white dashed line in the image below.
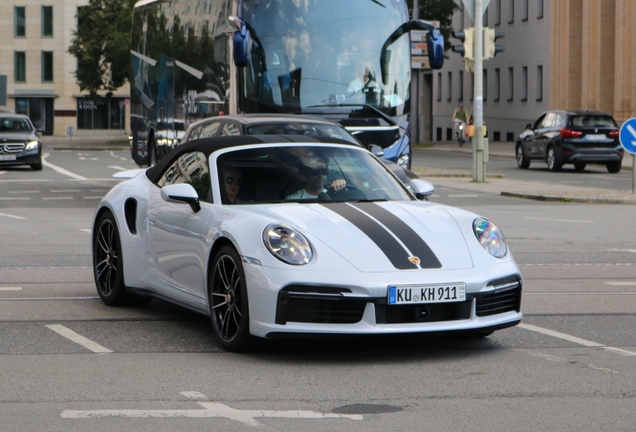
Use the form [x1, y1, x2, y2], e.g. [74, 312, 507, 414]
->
[42, 153, 87, 180]
[83, 196, 102, 199]
[0, 197, 30, 201]
[42, 197, 73, 200]
[8, 190, 39, 193]
[0, 212, 26, 219]
[51, 189, 80, 193]
[45, 324, 113, 354]
[79, 229, 92, 234]
[108, 165, 128, 171]
[519, 323, 636, 356]
[609, 249, 636, 253]
[605, 282, 636, 286]
[0, 287, 22, 291]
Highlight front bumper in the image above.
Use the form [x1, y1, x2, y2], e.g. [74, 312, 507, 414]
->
[0, 148, 41, 167]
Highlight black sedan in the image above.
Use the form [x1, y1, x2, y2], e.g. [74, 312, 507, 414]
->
[516, 110, 623, 173]
[181, 114, 416, 184]
[0, 113, 43, 171]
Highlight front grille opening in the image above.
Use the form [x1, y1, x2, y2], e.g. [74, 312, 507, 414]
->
[276, 286, 366, 324]
[375, 301, 471, 324]
[475, 286, 522, 317]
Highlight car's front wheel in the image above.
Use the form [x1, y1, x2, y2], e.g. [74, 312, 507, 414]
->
[607, 161, 622, 173]
[516, 143, 530, 169]
[31, 159, 43, 171]
[546, 146, 562, 172]
[209, 245, 256, 352]
[573, 163, 587, 172]
[93, 211, 149, 306]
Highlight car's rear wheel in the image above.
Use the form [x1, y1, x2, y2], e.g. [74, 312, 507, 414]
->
[546, 146, 562, 172]
[607, 161, 622, 173]
[93, 211, 149, 306]
[516, 143, 530, 169]
[209, 245, 256, 352]
[573, 162, 587, 172]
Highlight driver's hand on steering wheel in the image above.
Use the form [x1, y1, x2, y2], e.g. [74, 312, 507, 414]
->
[329, 179, 346, 192]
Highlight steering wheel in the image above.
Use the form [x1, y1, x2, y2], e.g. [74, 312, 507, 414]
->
[328, 183, 361, 195]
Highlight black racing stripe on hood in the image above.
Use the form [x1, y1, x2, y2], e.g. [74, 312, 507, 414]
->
[351, 202, 442, 269]
[321, 203, 417, 270]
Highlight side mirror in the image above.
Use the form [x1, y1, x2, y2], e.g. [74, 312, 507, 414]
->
[232, 21, 249, 67]
[525, 123, 533, 130]
[425, 27, 445, 69]
[36, 129, 44, 135]
[409, 179, 435, 200]
[368, 144, 385, 157]
[160, 183, 201, 213]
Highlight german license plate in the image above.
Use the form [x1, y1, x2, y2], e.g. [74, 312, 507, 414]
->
[388, 283, 466, 305]
[586, 134, 605, 141]
[0, 155, 16, 161]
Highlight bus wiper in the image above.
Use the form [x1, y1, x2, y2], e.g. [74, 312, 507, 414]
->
[303, 104, 398, 127]
[368, 0, 386, 7]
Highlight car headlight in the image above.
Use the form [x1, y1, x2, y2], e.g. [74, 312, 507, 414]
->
[26, 140, 39, 150]
[397, 153, 410, 169]
[263, 224, 313, 265]
[473, 218, 507, 258]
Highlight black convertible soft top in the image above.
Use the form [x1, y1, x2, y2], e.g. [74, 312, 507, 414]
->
[145, 134, 360, 184]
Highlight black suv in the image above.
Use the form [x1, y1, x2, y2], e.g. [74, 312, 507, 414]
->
[516, 110, 623, 173]
[0, 113, 43, 171]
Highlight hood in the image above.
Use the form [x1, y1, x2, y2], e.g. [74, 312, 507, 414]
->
[258, 201, 474, 272]
[0, 133, 38, 143]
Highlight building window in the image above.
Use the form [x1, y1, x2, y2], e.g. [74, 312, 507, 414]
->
[447, 72, 452, 101]
[15, 7, 26, 37]
[470, 73, 474, 101]
[508, 67, 514, 101]
[77, 97, 126, 130]
[14, 52, 26, 82]
[495, 0, 502, 26]
[42, 52, 54, 82]
[42, 6, 53, 37]
[494, 68, 500, 101]
[536, 65, 543, 101]
[522, 0, 529, 21]
[522, 66, 528, 101]
[509, 0, 515, 23]
[483, 69, 488, 101]
[537, 0, 544, 19]
[437, 72, 442, 101]
[459, 71, 464, 101]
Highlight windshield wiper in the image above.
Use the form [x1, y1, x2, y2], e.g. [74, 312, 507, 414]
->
[368, 0, 386, 7]
[302, 104, 399, 127]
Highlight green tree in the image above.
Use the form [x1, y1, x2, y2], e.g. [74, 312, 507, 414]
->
[68, 0, 137, 96]
[407, 0, 460, 51]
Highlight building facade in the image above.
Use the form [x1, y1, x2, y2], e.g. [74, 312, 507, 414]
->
[0, 0, 129, 136]
[432, 0, 635, 144]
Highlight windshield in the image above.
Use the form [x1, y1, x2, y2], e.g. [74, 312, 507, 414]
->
[570, 115, 617, 128]
[245, 122, 360, 144]
[0, 117, 33, 134]
[240, 0, 410, 117]
[216, 145, 412, 204]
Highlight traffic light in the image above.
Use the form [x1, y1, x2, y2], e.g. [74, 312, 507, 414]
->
[451, 27, 475, 72]
[483, 28, 505, 60]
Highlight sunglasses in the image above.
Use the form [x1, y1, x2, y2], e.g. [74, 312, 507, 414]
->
[305, 167, 329, 176]
[225, 177, 242, 185]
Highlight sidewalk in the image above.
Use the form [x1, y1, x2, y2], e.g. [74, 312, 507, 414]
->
[414, 141, 636, 205]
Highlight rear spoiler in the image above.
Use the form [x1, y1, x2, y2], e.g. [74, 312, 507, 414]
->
[113, 168, 145, 179]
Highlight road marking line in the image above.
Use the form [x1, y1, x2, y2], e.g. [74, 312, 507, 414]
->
[519, 323, 636, 356]
[8, 190, 39, 193]
[51, 189, 80, 193]
[0, 287, 22, 291]
[0, 197, 30, 200]
[108, 165, 128, 171]
[0, 212, 26, 219]
[42, 153, 87, 180]
[83, 196, 102, 199]
[109, 151, 129, 161]
[609, 249, 636, 253]
[61, 401, 363, 425]
[42, 197, 73, 200]
[180, 391, 208, 400]
[45, 324, 113, 354]
[523, 216, 593, 223]
[605, 282, 636, 286]
[79, 229, 91, 234]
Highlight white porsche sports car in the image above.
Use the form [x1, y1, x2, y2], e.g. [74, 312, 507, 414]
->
[93, 135, 522, 351]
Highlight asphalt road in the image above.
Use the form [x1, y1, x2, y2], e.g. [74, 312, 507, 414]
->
[0, 149, 635, 431]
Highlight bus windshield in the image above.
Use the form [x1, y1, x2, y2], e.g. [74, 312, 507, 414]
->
[240, 0, 410, 117]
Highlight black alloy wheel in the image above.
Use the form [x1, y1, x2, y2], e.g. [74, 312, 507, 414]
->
[607, 161, 622, 173]
[516, 143, 530, 169]
[209, 245, 255, 352]
[93, 212, 149, 306]
[546, 146, 562, 172]
[574, 163, 587, 172]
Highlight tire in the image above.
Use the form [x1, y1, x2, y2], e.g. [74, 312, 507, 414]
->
[31, 159, 43, 171]
[93, 211, 148, 306]
[209, 245, 256, 352]
[607, 161, 621, 173]
[573, 163, 587, 172]
[546, 146, 562, 172]
[516, 143, 530, 169]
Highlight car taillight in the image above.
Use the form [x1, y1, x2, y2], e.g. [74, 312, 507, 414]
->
[560, 128, 583, 138]
[609, 130, 619, 138]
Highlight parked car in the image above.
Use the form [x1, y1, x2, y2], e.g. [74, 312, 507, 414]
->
[0, 113, 43, 171]
[181, 114, 417, 185]
[92, 135, 522, 352]
[516, 110, 623, 173]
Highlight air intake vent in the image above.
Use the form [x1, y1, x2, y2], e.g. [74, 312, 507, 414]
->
[276, 286, 366, 324]
[475, 279, 521, 317]
[124, 198, 137, 234]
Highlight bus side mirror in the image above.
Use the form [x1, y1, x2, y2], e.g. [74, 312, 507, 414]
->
[426, 28, 444, 70]
[233, 24, 249, 68]
[380, 50, 391, 85]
